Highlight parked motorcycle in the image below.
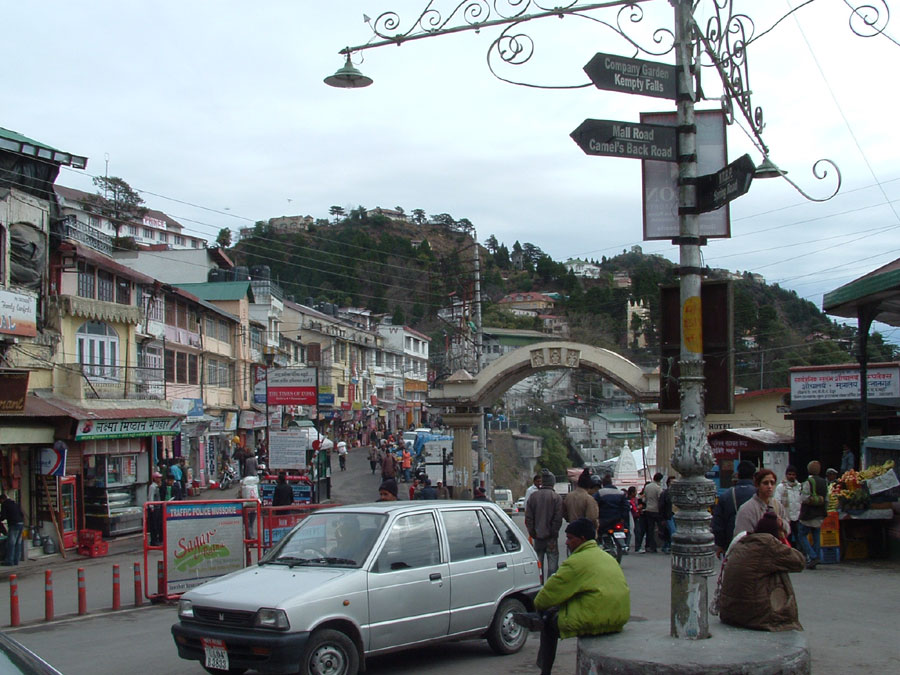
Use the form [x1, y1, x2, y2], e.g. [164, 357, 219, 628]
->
[599, 520, 629, 564]
[219, 463, 237, 490]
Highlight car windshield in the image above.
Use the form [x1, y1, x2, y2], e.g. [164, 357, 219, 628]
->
[262, 512, 387, 568]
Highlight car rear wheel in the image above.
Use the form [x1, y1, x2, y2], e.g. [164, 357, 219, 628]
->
[486, 597, 528, 655]
[300, 628, 359, 675]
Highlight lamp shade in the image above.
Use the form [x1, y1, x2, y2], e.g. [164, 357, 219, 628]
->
[324, 55, 373, 89]
[755, 156, 787, 179]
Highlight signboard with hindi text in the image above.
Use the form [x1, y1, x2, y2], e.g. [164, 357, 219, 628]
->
[790, 365, 900, 409]
[75, 417, 181, 440]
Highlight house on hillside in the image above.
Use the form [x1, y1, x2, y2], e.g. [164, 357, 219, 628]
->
[498, 292, 555, 314]
[564, 258, 601, 279]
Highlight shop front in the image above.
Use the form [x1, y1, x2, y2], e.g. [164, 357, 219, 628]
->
[707, 428, 795, 494]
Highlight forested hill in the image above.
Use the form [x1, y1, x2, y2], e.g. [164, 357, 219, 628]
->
[228, 213, 896, 390]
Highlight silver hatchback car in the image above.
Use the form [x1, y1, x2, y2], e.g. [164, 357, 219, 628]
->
[172, 501, 541, 675]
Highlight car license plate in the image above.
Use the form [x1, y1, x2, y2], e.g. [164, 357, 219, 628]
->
[202, 638, 229, 671]
[613, 532, 626, 539]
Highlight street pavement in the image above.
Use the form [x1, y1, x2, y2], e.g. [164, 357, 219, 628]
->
[4, 446, 900, 673]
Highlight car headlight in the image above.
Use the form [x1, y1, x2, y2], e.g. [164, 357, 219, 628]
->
[254, 608, 290, 630]
[178, 599, 194, 619]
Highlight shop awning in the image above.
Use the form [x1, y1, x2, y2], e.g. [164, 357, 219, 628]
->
[824, 258, 900, 326]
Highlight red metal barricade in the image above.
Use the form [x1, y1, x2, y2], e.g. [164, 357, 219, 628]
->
[260, 503, 339, 551]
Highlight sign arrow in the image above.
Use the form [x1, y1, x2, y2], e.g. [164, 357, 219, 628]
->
[695, 154, 756, 213]
[571, 119, 678, 162]
[583, 52, 678, 100]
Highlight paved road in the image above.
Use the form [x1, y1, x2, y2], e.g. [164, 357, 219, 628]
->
[6, 445, 900, 673]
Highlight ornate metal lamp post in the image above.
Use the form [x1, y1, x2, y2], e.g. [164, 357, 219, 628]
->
[326, 0, 881, 640]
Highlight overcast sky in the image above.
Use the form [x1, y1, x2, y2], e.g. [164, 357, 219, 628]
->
[7, 1, 900, 336]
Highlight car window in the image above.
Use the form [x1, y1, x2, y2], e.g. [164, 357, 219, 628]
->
[373, 512, 441, 572]
[443, 509, 505, 561]
[485, 509, 522, 552]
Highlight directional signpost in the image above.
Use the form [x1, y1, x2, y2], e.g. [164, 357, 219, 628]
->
[583, 52, 678, 100]
[570, 119, 677, 162]
[695, 153, 755, 213]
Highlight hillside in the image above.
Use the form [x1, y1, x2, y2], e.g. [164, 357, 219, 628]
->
[227, 214, 897, 390]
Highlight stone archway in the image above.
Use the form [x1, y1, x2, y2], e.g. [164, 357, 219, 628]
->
[428, 341, 666, 498]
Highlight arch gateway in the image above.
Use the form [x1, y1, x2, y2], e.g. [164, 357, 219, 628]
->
[427, 341, 677, 498]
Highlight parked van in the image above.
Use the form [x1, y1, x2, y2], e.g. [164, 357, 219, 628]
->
[493, 488, 515, 513]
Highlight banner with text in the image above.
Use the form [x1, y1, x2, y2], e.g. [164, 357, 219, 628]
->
[790, 365, 900, 408]
[266, 367, 317, 406]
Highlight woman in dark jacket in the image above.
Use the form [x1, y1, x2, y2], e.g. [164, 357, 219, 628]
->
[719, 512, 805, 632]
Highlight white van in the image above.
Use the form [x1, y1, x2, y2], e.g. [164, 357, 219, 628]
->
[493, 488, 515, 513]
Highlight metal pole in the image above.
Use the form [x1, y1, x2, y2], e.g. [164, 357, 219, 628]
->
[473, 232, 487, 493]
[669, 0, 716, 640]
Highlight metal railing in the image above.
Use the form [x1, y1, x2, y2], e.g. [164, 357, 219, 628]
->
[61, 216, 114, 255]
[67, 363, 165, 400]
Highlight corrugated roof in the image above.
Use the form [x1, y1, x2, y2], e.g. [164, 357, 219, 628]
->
[707, 427, 794, 445]
[175, 281, 255, 303]
[1, 394, 180, 421]
[823, 258, 900, 326]
[0, 128, 87, 168]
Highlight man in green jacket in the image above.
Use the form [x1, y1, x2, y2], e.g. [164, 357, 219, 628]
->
[514, 518, 630, 675]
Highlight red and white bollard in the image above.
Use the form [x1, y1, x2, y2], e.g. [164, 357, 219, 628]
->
[77, 567, 87, 616]
[157, 559, 165, 598]
[9, 574, 19, 627]
[44, 570, 54, 622]
[112, 564, 121, 611]
[133, 562, 142, 607]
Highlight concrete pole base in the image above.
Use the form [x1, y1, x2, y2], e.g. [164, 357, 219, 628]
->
[577, 619, 809, 674]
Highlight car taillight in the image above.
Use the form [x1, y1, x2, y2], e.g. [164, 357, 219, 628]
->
[614, 523, 624, 531]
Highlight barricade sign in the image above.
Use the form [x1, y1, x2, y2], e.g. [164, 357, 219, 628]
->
[260, 504, 336, 549]
[144, 499, 261, 601]
[259, 482, 313, 506]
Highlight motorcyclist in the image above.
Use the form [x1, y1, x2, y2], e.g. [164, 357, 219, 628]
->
[593, 473, 630, 537]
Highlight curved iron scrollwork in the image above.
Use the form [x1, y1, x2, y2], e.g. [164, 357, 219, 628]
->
[845, 0, 891, 38]
[782, 158, 842, 203]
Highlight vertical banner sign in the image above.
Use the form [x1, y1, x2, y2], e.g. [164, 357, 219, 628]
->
[641, 109, 729, 240]
[164, 501, 248, 594]
[682, 297, 703, 354]
[253, 365, 267, 405]
[266, 367, 317, 406]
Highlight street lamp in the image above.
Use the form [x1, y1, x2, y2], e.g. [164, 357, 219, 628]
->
[324, 53, 373, 89]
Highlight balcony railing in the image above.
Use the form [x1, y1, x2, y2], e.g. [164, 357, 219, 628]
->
[68, 363, 165, 400]
[61, 215, 113, 255]
[250, 279, 284, 302]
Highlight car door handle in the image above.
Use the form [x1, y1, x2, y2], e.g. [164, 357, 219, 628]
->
[429, 573, 442, 581]
[496, 562, 507, 570]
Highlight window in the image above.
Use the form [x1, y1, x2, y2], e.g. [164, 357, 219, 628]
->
[158, 231, 168, 243]
[191, 239, 199, 248]
[164, 349, 175, 383]
[142, 344, 162, 371]
[97, 270, 114, 302]
[143, 228, 153, 238]
[127, 225, 138, 236]
[89, 215, 100, 228]
[116, 278, 131, 305]
[176, 302, 187, 330]
[188, 354, 199, 384]
[174, 235, 184, 246]
[207, 359, 218, 386]
[165, 297, 176, 326]
[218, 320, 230, 344]
[250, 327, 262, 351]
[77, 261, 95, 299]
[176, 352, 187, 383]
[337, 384, 345, 398]
[374, 513, 441, 572]
[218, 361, 231, 388]
[77, 322, 119, 378]
[443, 510, 502, 561]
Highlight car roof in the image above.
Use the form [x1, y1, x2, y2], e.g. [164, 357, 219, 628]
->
[318, 501, 507, 516]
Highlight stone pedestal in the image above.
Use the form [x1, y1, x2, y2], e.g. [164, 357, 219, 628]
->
[577, 620, 809, 674]
[443, 411, 481, 499]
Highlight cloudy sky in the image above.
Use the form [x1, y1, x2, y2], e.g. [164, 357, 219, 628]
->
[7, 1, 900, 335]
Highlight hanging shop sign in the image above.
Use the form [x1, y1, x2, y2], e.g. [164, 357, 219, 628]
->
[75, 417, 181, 440]
[0, 289, 37, 337]
[172, 398, 205, 422]
[38, 441, 68, 476]
[0, 369, 29, 412]
[266, 367, 317, 406]
[318, 393, 335, 406]
[253, 365, 267, 405]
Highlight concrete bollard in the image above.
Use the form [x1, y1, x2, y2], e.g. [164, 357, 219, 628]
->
[133, 562, 142, 607]
[9, 574, 19, 627]
[77, 568, 87, 616]
[112, 564, 121, 610]
[44, 570, 54, 622]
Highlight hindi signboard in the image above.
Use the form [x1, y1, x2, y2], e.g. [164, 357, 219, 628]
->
[266, 367, 317, 406]
[75, 416, 182, 440]
[641, 109, 730, 239]
[790, 365, 900, 409]
[583, 52, 677, 100]
[571, 119, 677, 162]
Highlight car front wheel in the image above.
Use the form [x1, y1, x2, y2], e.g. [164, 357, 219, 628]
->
[486, 597, 528, 655]
[300, 628, 359, 675]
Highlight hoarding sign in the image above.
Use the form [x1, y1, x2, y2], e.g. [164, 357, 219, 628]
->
[790, 366, 900, 406]
[642, 109, 729, 239]
[266, 367, 317, 406]
[253, 365, 267, 405]
[268, 429, 308, 470]
[75, 417, 181, 440]
[0, 289, 37, 337]
[164, 500, 248, 594]
[38, 442, 67, 476]
[0, 369, 29, 412]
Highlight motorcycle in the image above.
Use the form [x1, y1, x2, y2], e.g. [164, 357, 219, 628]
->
[599, 520, 629, 564]
[219, 463, 237, 490]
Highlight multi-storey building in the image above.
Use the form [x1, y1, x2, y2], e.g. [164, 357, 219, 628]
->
[377, 323, 430, 429]
[56, 185, 206, 251]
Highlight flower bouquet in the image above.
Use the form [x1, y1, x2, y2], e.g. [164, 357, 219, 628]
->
[830, 469, 871, 512]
